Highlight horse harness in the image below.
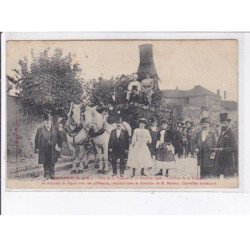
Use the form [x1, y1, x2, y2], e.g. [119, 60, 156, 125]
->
[66, 117, 106, 147]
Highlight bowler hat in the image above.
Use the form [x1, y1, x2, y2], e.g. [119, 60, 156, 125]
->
[199, 117, 210, 124]
[219, 113, 231, 122]
[96, 105, 107, 114]
[44, 113, 52, 121]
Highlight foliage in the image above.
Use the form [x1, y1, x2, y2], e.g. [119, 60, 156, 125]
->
[8, 48, 83, 116]
[86, 74, 183, 129]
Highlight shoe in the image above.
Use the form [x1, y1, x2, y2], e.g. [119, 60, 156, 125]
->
[112, 174, 117, 177]
[141, 168, 147, 176]
[78, 169, 84, 174]
[70, 169, 77, 174]
[44, 174, 50, 180]
[155, 172, 163, 176]
[50, 174, 56, 179]
[102, 170, 109, 174]
[97, 170, 103, 174]
[165, 170, 169, 177]
[131, 168, 136, 177]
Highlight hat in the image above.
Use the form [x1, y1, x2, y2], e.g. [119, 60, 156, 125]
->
[44, 113, 52, 121]
[199, 117, 210, 124]
[131, 73, 138, 79]
[117, 116, 123, 124]
[139, 118, 148, 125]
[149, 117, 157, 124]
[160, 119, 168, 125]
[219, 113, 231, 122]
[96, 105, 107, 114]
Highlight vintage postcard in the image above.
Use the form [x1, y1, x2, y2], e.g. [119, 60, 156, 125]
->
[4, 36, 238, 189]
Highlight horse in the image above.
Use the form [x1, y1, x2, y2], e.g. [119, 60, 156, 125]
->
[83, 105, 132, 174]
[66, 102, 92, 173]
[66, 102, 132, 174]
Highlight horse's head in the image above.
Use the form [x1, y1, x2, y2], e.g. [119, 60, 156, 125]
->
[84, 106, 105, 132]
[67, 102, 85, 127]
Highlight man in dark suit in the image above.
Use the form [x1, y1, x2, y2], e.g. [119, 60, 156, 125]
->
[195, 117, 218, 178]
[213, 113, 238, 178]
[35, 114, 63, 179]
[174, 125, 184, 158]
[108, 117, 130, 177]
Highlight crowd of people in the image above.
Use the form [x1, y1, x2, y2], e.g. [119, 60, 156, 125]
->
[107, 113, 238, 179]
[34, 71, 238, 180]
[34, 108, 238, 180]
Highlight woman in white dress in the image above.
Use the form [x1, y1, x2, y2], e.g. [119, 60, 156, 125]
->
[127, 118, 154, 177]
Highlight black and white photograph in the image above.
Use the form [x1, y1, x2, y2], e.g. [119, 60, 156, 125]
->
[4, 38, 238, 189]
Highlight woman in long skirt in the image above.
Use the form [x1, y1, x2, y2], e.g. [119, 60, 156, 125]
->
[127, 118, 154, 177]
[155, 120, 176, 177]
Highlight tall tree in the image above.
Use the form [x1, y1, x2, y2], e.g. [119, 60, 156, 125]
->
[8, 48, 83, 116]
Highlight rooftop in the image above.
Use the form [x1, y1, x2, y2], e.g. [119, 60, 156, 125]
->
[162, 85, 219, 98]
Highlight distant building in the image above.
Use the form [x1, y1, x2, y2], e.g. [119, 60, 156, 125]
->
[162, 85, 221, 107]
[162, 85, 238, 123]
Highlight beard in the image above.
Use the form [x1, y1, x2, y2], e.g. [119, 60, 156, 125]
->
[221, 125, 228, 131]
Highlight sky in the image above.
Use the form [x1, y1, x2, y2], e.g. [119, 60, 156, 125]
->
[7, 39, 238, 101]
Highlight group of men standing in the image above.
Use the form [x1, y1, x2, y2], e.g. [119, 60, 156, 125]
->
[195, 113, 238, 178]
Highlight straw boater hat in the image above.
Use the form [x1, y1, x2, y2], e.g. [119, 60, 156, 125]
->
[139, 118, 148, 125]
[219, 113, 231, 122]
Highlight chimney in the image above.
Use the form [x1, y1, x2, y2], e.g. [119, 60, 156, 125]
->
[217, 89, 221, 97]
[137, 44, 158, 88]
[224, 91, 227, 100]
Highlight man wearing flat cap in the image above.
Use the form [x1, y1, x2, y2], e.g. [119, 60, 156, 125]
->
[213, 113, 238, 178]
[195, 117, 218, 178]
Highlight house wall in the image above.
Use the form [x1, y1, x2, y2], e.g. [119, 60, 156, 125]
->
[7, 95, 44, 158]
[7, 96, 72, 164]
[163, 97, 185, 105]
[188, 96, 207, 106]
[207, 95, 221, 107]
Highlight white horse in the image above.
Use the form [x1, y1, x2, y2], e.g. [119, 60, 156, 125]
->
[66, 102, 91, 173]
[83, 105, 132, 173]
[66, 102, 131, 174]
